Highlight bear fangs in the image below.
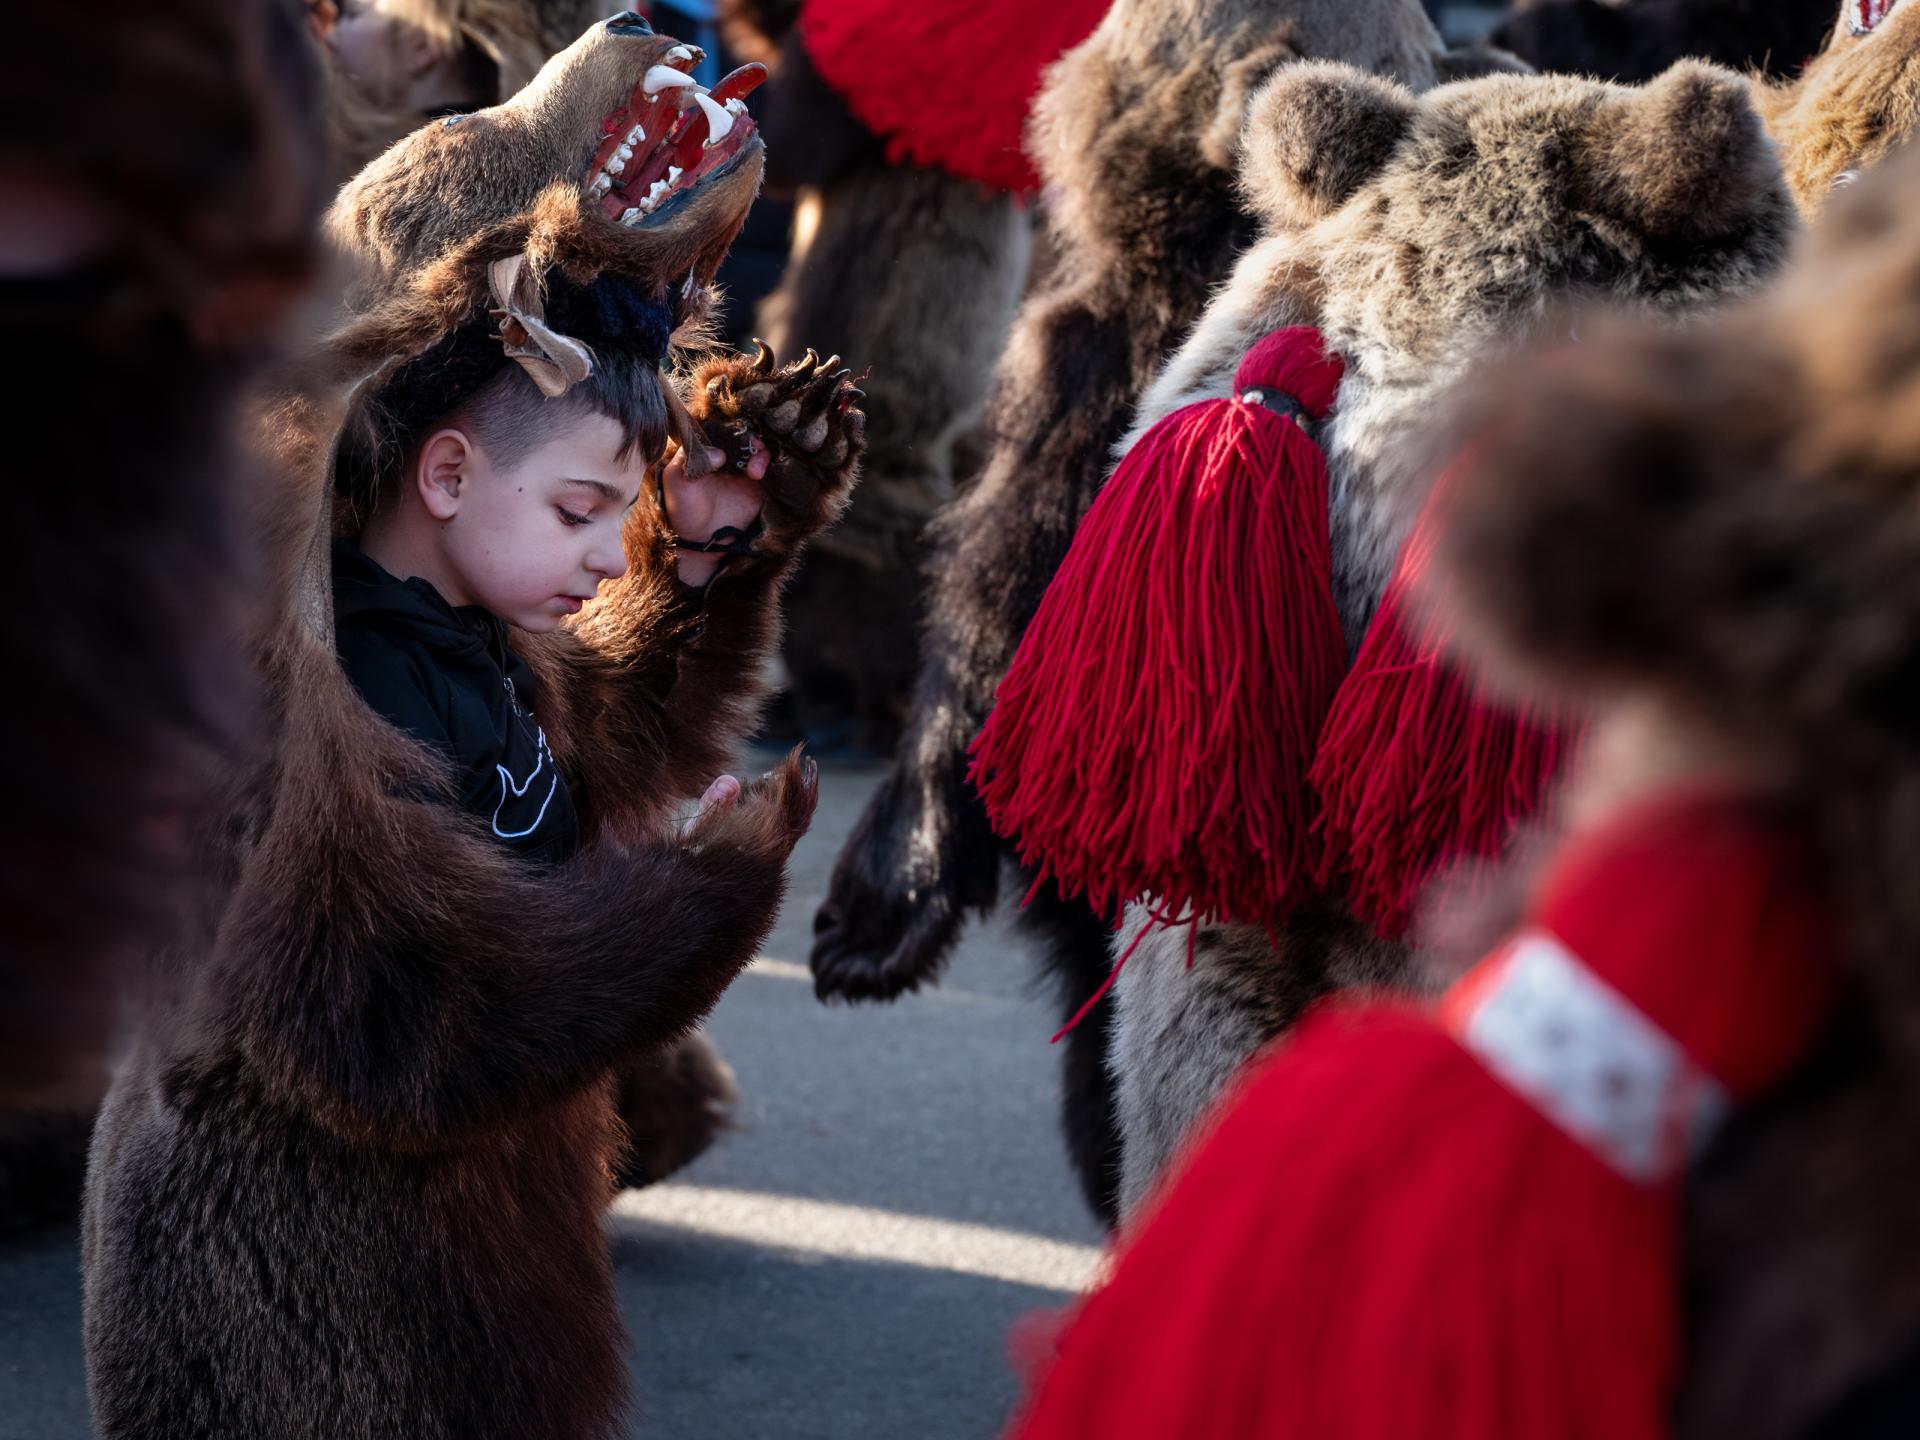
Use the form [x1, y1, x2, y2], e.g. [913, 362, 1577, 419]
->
[695, 93, 732, 145]
[644, 66, 697, 96]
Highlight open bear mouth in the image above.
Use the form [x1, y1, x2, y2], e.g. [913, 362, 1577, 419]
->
[583, 45, 764, 227]
[1851, 0, 1896, 35]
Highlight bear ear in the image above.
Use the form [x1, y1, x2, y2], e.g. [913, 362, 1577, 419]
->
[1237, 61, 1417, 230]
[1579, 60, 1779, 240]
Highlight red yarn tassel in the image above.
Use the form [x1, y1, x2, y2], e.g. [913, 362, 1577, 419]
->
[800, 0, 1108, 193]
[1311, 478, 1576, 939]
[970, 329, 1347, 928]
[1007, 794, 1834, 1440]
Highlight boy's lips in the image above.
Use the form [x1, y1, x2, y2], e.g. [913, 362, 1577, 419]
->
[557, 596, 587, 614]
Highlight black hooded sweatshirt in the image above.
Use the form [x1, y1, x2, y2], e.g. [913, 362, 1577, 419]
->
[332, 539, 580, 864]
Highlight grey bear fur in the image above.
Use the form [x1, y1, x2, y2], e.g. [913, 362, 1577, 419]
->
[1109, 58, 1798, 1218]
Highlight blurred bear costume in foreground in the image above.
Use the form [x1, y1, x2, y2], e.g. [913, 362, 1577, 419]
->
[1007, 58, 1799, 1218]
[0, 0, 327, 1228]
[1446, 137, 1920, 1438]
[809, 0, 1519, 1226]
[83, 18, 862, 1439]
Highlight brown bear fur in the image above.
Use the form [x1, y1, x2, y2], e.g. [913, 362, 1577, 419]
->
[1437, 139, 1920, 1440]
[809, 0, 1491, 1225]
[1754, 0, 1920, 218]
[82, 21, 860, 1440]
[1104, 58, 1797, 1219]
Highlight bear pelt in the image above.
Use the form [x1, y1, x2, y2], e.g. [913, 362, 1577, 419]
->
[808, 0, 1504, 1226]
[0, 0, 327, 1222]
[1435, 141, 1920, 1438]
[317, 0, 629, 180]
[1754, 0, 1920, 218]
[722, 0, 1033, 758]
[1489, 0, 1836, 85]
[1104, 57, 1797, 1220]
[82, 20, 861, 1440]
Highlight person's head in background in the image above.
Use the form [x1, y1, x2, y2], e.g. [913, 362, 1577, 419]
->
[321, 0, 508, 117]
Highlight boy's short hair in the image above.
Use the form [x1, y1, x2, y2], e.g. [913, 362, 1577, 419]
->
[335, 273, 673, 527]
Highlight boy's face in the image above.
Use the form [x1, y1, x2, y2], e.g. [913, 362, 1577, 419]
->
[419, 412, 644, 632]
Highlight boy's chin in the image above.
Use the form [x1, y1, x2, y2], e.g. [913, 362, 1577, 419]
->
[507, 608, 567, 634]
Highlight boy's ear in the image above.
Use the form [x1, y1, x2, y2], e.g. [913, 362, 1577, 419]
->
[415, 429, 473, 521]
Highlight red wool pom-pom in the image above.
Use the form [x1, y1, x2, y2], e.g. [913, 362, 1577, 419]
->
[970, 328, 1347, 929]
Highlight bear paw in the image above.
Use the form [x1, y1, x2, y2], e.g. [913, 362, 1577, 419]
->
[688, 340, 866, 558]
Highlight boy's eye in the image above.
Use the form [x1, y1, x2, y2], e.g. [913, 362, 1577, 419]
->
[557, 507, 592, 528]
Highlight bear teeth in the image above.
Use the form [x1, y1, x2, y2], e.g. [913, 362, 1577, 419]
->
[643, 66, 696, 95]
[694, 93, 732, 145]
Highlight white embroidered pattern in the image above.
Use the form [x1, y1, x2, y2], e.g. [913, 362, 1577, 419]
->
[1444, 931, 1729, 1184]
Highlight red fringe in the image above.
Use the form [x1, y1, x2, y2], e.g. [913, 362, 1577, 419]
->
[1311, 488, 1577, 939]
[800, 0, 1108, 194]
[970, 329, 1347, 929]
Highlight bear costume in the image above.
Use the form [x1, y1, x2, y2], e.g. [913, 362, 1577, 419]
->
[0, 0, 329, 1225]
[810, 0, 1508, 1227]
[1076, 58, 1796, 1217]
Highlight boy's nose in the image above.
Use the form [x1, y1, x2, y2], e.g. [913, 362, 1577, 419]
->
[590, 542, 629, 582]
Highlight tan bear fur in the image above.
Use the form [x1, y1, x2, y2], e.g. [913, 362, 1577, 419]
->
[1756, 0, 1920, 218]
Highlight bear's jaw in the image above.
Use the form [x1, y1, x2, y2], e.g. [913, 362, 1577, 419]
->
[581, 49, 765, 231]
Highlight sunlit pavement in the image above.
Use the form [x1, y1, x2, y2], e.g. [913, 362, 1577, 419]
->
[0, 762, 1105, 1440]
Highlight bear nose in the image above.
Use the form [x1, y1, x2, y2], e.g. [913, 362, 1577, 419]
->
[603, 11, 653, 36]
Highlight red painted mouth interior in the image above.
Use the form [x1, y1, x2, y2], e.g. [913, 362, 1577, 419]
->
[584, 51, 765, 225]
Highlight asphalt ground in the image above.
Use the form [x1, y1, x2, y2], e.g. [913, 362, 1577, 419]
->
[0, 762, 1105, 1440]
